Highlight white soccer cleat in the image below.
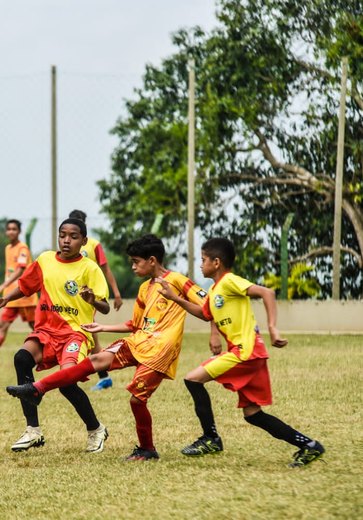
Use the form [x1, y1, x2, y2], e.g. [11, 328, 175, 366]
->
[86, 423, 109, 453]
[11, 426, 45, 452]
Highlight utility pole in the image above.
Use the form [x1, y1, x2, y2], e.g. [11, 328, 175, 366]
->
[280, 213, 294, 300]
[51, 65, 58, 250]
[332, 57, 348, 300]
[187, 58, 195, 279]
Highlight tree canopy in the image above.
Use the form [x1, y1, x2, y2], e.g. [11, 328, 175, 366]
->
[97, 0, 363, 298]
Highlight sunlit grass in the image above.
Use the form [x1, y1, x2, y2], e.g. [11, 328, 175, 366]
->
[0, 333, 362, 519]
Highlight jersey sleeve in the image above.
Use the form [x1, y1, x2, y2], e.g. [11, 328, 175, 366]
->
[88, 263, 109, 301]
[225, 274, 253, 296]
[172, 274, 208, 306]
[201, 296, 213, 321]
[18, 261, 43, 296]
[94, 243, 108, 267]
[16, 245, 31, 268]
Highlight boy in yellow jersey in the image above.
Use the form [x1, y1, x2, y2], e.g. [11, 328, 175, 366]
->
[1, 218, 110, 453]
[69, 209, 123, 391]
[7, 234, 210, 461]
[156, 237, 325, 468]
[0, 219, 38, 346]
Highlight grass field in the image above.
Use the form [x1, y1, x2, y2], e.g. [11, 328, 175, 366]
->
[0, 332, 362, 520]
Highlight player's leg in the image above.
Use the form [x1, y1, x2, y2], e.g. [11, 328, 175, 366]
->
[0, 320, 11, 346]
[91, 332, 113, 391]
[124, 363, 164, 461]
[7, 351, 115, 404]
[182, 353, 246, 457]
[0, 307, 17, 346]
[59, 383, 108, 453]
[240, 359, 325, 467]
[11, 339, 45, 452]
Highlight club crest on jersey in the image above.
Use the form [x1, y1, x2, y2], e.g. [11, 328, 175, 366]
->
[66, 342, 80, 352]
[156, 298, 168, 311]
[64, 280, 79, 296]
[214, 294, 224, 308]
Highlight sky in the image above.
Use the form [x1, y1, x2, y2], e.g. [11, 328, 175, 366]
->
[0, 0, 217, 258]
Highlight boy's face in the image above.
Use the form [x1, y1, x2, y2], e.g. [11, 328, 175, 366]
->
[6, 223, 20, 244]
[129, 256, 155, 278]
[200, 251, 218, 278]
[58, 223, 87, 260]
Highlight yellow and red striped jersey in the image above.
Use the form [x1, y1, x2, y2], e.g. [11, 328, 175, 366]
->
[126, 271, 207, 379]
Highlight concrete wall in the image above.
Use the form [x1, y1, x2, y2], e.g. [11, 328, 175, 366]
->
[10, 299, 363, 334]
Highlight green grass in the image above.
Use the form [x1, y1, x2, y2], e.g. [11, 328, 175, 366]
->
[0, 333, 362, 520]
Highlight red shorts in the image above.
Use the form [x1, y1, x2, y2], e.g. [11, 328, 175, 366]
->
[26, 330, 89, 371]
[1, 306, 36, 323]
[203, 352, 272, 408]
[106, 339, 165, 402]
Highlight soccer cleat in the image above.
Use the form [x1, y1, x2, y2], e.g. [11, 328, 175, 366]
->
[6, 383, 43, 406]
[86, 424, 109, 453]
[91, 376, 113, 391]
[181, 435, 223, 456]
[124, 445, 160, 461]
[11, 426, 45, 452]
[288, 441, 325, 468]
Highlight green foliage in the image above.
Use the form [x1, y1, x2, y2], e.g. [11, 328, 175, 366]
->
[264, 263, 321, 300]
[103, 249, 141, 298]
[97, 0, 363, 297]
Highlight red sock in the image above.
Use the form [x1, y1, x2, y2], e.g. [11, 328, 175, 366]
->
[34, 358, 96, 394]
[130, 398, 154, 451]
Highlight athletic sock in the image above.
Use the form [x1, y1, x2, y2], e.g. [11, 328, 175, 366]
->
[184, 379, 219, 439]
[244, 410, 313, 448]
[59, 384, 99, 431]
[130, 398, 154, 451]
[14, 349, 39, 427]
[34, 357, 96, 394]
[98, 370, 109, 379]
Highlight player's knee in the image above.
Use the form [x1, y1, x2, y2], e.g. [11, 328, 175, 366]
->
[14, 348, 36, 370]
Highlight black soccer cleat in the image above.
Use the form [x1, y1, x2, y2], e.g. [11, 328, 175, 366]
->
[6, 382, 43, 406]
[181, 435, 224, 456]
[288, 441, 325, 468]
[124, 445, 160, 461]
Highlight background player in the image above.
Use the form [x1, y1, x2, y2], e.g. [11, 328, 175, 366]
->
[69, 209, 123, 391]
[1, 218, 110, 453]
[0, 219, 38, 346]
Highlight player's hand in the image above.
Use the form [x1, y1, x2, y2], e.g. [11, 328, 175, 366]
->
[113, 295, 123, 311]
[81, 322, 103, 333]
[269, 325, 288, 348]
[80, 286, 95, 305]
[155, 278, 176, 301]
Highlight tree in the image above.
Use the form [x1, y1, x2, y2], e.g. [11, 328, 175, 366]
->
[98, 0, 363, 298]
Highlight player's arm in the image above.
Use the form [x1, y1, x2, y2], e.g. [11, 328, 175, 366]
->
[0, 286, 26, 308]
[100, 263, 123, 310]
[79, 286, 110, 315]
[209, 320, 222, 355]
[246, 284, 288, 348]
[82, 321, 133, 334]
[0, 266, 26, 293]
[156, 278, 208, 321]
